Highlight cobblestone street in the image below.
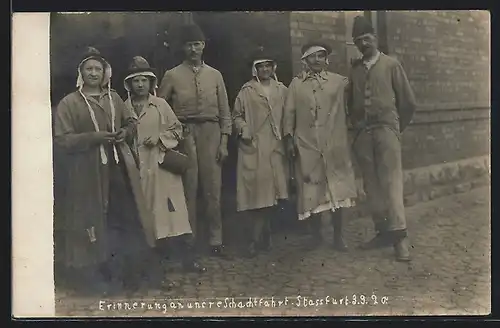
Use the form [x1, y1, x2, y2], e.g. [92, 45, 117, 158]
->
[55, 186, 491, 317]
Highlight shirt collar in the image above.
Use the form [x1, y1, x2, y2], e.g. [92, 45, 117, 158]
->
[302, 70, 328, 81]
[248, 78, 278, 98]
[126, 95, 157, 108]
[183, 60, 205, 72]
[363, 50, 381, 70]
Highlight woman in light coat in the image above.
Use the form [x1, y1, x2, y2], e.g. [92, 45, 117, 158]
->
[123, 56, 206, 281]
[283, 41, 358, 250]
[233, 47, 289, 257]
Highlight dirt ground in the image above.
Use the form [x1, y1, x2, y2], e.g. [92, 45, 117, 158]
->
[55, 186, 491, 317]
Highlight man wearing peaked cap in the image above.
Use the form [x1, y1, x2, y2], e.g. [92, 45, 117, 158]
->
[347, 15, 417, 262]
[232, 46, 289, 258]
[283, 40, 357, 252]
[158, 24, 231, 258]
[123, 56, 206, 280]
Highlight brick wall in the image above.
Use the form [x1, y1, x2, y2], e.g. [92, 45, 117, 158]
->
[383, 10, 490, 167]
[402, 118, 490, 170]
[385, 10, 490, 108]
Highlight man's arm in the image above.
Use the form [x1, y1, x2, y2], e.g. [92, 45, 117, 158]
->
[216, 72, 232, 138]
[157, 69, 174, 105]
[345, 71, 353, 118]
[392, 62, 417, 132]
[232, 91, 247, 136]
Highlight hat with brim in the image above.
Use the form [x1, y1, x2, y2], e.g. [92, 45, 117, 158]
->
[301, 41, 332, 60]
[125, 56, 156, 77]
[123, 56, 158, 93]
[248, 47, 277, 68]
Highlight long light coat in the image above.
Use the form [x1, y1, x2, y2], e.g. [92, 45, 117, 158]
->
[283, 71, 357, 217]
[233, 79, 289, 212]
[125, 95, 192, 240]
[54, 90, 156, 268]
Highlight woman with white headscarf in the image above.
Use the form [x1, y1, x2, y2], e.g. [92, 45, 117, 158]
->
[233, 47, 289, 257]
[123, 56, 206, 277]
[53, 47, 155, 296]
[283, 41, 357, 251]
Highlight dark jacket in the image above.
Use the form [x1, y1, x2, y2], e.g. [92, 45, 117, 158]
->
[347, 53, 417, 133]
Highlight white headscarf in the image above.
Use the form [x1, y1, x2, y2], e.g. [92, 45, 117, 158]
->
[77, 56, 119, 164]
[252, 59, 278, 83]
[300, 46, 330, 75]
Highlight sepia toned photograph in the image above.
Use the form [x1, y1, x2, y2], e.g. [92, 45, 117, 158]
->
[12, 10, 490, 318]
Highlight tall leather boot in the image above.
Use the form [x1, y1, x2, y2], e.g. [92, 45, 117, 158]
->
[331, 209, 348, 251]
[243, 210, 264, 258]
[306, 214, 323, 250]
[259, 217, 273, 252]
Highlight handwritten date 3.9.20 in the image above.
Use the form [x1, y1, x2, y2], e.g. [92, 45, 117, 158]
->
[295, 294, 389, 307]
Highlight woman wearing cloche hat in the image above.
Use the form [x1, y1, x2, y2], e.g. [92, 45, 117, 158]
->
[123, 56, 206, 285]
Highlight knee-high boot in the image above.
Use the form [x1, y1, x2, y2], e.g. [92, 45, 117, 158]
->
[331, 209, 347, 251]
[306, 214, 323, 250]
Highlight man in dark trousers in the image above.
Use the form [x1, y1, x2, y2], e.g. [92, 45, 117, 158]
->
[158, 24, 231, 257]
[347, 16, 417, 262]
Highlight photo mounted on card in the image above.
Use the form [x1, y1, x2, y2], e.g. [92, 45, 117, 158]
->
[11, 10, 491, 318]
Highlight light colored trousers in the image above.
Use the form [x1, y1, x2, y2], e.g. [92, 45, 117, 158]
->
[352, 126, 407, 232]
[182, 121, 223, 246]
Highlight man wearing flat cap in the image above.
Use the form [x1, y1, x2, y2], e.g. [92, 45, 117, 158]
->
[283, 40, 357, 251]
[158, 24, 231, 257]
[347, 15, 417, 262]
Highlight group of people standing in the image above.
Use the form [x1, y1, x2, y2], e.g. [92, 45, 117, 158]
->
[54, 15, 417, 296]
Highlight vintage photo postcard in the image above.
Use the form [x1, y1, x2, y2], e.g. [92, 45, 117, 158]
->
[12, 10, 491, 318]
